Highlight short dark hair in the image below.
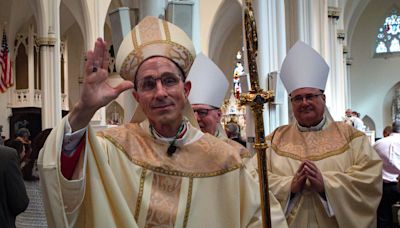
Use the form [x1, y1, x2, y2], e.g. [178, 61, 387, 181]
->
[15, 128, 30, 138]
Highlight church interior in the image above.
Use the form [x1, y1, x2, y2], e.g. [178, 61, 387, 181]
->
[0, 0, 399, 143]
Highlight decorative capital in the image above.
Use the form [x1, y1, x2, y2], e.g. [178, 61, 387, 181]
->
[37, 37, 57, 47]
[337, 29, 345, 40]
[346, 57, 353, 66]
[343, 45, 348, 54]
[328, 7, 341, 20]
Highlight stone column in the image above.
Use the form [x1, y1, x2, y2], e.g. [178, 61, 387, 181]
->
[287, 0, 328, 53]
[61, 40, 69, 111]
[38, 0, 62, 129]
[139, 0, 167, 20]
[28, 25, 35, 106]
[81, 0, 111, 127]
[251, 0, 288, 136]
[324, 6, 347, 120]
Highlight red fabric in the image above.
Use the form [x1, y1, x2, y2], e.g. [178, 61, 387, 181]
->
[61, 138, 85, 180]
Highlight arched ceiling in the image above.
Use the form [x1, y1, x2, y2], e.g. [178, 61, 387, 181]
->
[0, 0, 34, 52]
[343, 0, 372, 47]
[61, 0, 85, 39]
[208, 0, 242, 85]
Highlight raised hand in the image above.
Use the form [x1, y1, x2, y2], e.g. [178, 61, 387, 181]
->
[69, 38, 134, 131]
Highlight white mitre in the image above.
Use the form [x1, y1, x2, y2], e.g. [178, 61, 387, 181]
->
[280, 41, 329, 94]
[187, 53, 229, 108]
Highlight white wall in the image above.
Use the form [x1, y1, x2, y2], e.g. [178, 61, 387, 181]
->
[350, 0, 400, 138]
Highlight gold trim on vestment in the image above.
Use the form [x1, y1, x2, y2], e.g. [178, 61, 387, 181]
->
[271, 143, 351, 161]
[269, 122, 365, 161]
[286, 195, 303, 225]
[131, 28, 138, 50]
[240, 152, 252, 158]
[120, 40, 194, 80]
[134, 168, 147, 221]
[145, 174, 182, 226]
[183, 178, 193, 228]
[102, 135, 242, 177]
[162, 20, 171, 41]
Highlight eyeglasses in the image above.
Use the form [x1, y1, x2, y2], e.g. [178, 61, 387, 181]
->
[136, 73, 182, 92]
[193, 108, 218, 118]
[290, 93, 324, 104]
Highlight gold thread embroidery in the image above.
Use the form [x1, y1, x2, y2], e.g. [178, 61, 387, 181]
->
[162, 20, 171, 41]
[102, 135, 242, 177]
[120, 40, 194, 79]
[145, 174, 181, 226]
[240, 152, 252, 158]
[350, 131, 364, 140]
[183, 178, 193, 228]
[271, 131, 364, 161]
[286, 194, 304, 225]
[134, 168, 147, 221]
[272, 144, 350, 161]
[131, 29, 138, 50]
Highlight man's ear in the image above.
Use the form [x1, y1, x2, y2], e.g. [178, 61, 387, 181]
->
[216, 109, 222, 121]
[132, 91, 139, 102]
[184, 81, 191, 98]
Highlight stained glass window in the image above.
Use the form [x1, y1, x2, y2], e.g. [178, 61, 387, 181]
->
[375, 10, 400, 54]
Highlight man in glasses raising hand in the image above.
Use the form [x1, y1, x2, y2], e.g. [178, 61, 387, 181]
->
[38, 17, 283, 228]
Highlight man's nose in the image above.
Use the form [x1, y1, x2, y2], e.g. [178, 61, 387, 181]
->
[154, 80, 167, 96]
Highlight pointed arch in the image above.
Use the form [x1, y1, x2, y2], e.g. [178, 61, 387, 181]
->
[362, 115, 375, 131]
[208, 0, 242, 87]
[106, 101, 125, 125]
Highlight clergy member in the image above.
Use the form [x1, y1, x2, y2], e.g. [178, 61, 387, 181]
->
[264, 41, 382, 228]
[187, 53, 288, 227]
[39, 16, 269, 228]
[187, 53, 249, 157]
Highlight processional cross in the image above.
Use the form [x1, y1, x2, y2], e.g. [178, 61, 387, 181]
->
[242, 0, 275, 227]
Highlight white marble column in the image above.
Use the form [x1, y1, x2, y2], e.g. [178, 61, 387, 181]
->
[28, 25, 35, 105]
[139, 0, 167, 20]
[325, 6, 346, 120]
[38, 0, 62, 129]
[345, 54, 352, 108]
[61, 40, 69, 111]
[81, 0, 111, 127]
[251, 0, 287, 137]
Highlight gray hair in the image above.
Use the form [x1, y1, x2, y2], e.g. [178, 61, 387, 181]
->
[393, 120, 400, 133]
[225, 123, 240, 137]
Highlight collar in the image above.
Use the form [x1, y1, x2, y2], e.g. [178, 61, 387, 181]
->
[297, 115, 326, 132]
[150, 119, 188, 144]
[140, 117, 204, 147]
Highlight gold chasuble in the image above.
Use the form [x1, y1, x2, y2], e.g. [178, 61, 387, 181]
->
[266, 120, 382, 228]
[38, 117, 287, 228]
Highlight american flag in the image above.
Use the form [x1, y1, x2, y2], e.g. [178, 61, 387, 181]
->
[0, 28, 13, 93]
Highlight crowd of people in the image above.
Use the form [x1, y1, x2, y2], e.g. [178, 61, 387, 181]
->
[1, 16, 399, 228]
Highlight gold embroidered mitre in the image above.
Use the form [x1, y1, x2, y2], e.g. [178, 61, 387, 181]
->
[116, 16, 196, 81]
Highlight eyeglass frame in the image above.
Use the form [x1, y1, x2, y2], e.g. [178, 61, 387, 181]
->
[134, 72, 185, 92]
[193, 107, 220, 118]
[290, 93, 324, 104]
